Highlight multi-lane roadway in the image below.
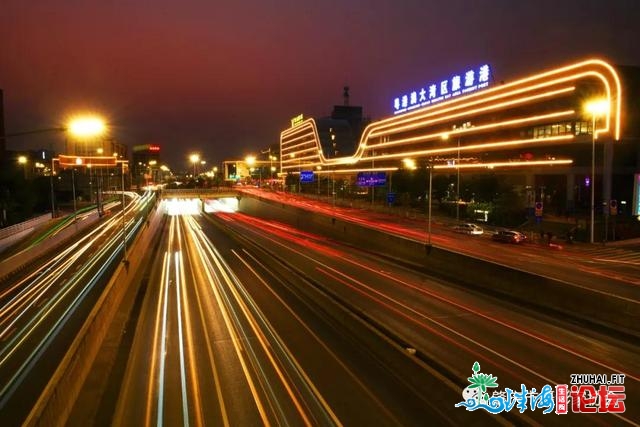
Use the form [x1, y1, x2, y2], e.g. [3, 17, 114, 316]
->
[0, 191, 154, 425]
[102, 198, 638, 425]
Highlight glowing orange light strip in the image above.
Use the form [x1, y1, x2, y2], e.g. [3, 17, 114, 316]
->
[368, 58, 620, 139]
[369, 86, 576, 138]
[288, 166, 398, 175]
[367, 135, 575, 162]
[280, 58, 622, 173]
[433, 159, 573, 170]
[365, 110, 575, 151]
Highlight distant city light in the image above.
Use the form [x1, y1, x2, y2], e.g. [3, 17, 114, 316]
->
[68, 116, 106, 138]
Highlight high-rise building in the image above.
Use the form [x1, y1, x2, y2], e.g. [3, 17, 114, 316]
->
[132, 143, 161, 188]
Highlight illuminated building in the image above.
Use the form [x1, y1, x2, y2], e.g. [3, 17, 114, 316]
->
[281, 58, 640, 219]
[132, 144, 161, 188]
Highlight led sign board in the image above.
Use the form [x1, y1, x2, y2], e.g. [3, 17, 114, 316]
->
[291, 114, 304, 127]
[393, 64, 491, 115]
[357, 172, 387, 187]
[300, 170, 314, 183]
[133, 144, 161, 152]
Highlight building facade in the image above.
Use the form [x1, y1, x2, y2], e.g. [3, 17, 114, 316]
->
[132, 144, 161, 188]
[281, 59, 640, 223]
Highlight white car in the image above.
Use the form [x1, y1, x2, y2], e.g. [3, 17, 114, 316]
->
[454, 223, 484, 235]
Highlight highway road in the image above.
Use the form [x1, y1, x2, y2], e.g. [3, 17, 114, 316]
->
[208, 209, 639, 426]
[111, 200, 492, 426]
[0, 191, 154, 425]
[241, 188, 640, 304]
[108, 199, 637, 425]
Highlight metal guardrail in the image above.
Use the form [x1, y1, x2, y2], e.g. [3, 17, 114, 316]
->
[0, 213, 52, 240]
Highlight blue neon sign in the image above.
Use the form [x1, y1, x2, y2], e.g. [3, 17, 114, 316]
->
[357, 172, 387, 187]
[300, 170, 315, 183]
[393, 64, 491, 115]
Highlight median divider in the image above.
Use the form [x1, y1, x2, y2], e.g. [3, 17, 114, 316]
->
[24, 206, 163, 427]
[239, 195, 639, 339]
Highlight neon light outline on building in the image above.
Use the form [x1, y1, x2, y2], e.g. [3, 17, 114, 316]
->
[280, 58, 622, 175]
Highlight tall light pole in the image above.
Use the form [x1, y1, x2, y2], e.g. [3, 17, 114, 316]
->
[18, 156, 28, 179]
[245, 155, 256, 185]
[190, 154, 200, 178]
[50, 158, 56, 218]
[121, 160, 128, 265]
[316, 165, 322, 195]
[585, 99, 609, 244]
[427, 162, 433, 251]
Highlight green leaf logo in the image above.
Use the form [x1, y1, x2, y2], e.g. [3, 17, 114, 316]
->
[467, 362, 499, 393]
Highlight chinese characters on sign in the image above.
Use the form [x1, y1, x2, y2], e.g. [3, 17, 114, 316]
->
[393, 64, 491, 115]
[455, 362, 626, 416]
[290, 114, 304, 127]
[356, 172, 387, 187]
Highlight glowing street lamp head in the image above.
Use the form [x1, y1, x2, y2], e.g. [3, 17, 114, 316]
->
[18, 155, 27, 165]
[68, 116, 107, 138]
[245, 155, 256, 166]
[585, 99, 609, 116]
[189, 154, 200, 164]
[403, 158, 417, 170]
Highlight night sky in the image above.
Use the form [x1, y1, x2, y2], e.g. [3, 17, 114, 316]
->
[2, 0, 640, 171]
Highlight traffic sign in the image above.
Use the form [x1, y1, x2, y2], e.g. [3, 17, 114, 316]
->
[387, 192, 396, 205]
[534, 201, 543, 217]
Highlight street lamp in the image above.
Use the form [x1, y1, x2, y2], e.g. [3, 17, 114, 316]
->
[316, 165, 322, 195]
[72, 157, 83, 225]
[245, 155, 256, 185]
[120, 160, 129, 266]
[585, 99, 610, 244]
[426, 162, 433, 252]
[18, 156, 28, 179]
[190, 154, 200, 177]
[68, 116, 106, 138]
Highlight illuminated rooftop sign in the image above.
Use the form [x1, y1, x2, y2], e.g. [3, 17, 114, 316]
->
[291, 114, 304, 127]
[393, 64, 491, 115]
[133, 144, 161, 152]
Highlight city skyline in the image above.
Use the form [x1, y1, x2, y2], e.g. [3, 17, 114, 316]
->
[2, 0, 640, 169]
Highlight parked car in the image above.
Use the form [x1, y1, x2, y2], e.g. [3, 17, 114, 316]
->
[453, 223, 484, 235]
[491, 230, 527, 244]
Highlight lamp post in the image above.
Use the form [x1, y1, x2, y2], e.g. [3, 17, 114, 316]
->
[245, 155, 256, 186]
[120, 160, 128, 265]
[190, 154, 200, 178]
[427, 162, 433, 251]
[18, 155, 28, 179]
[50, 157, 56, 218]
[71, 157, 84, 225]
[585, 99, 609, 244]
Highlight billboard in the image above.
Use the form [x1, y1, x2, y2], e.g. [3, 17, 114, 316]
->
[300, 170, 315, 183]
[357, 172, 387, 187]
